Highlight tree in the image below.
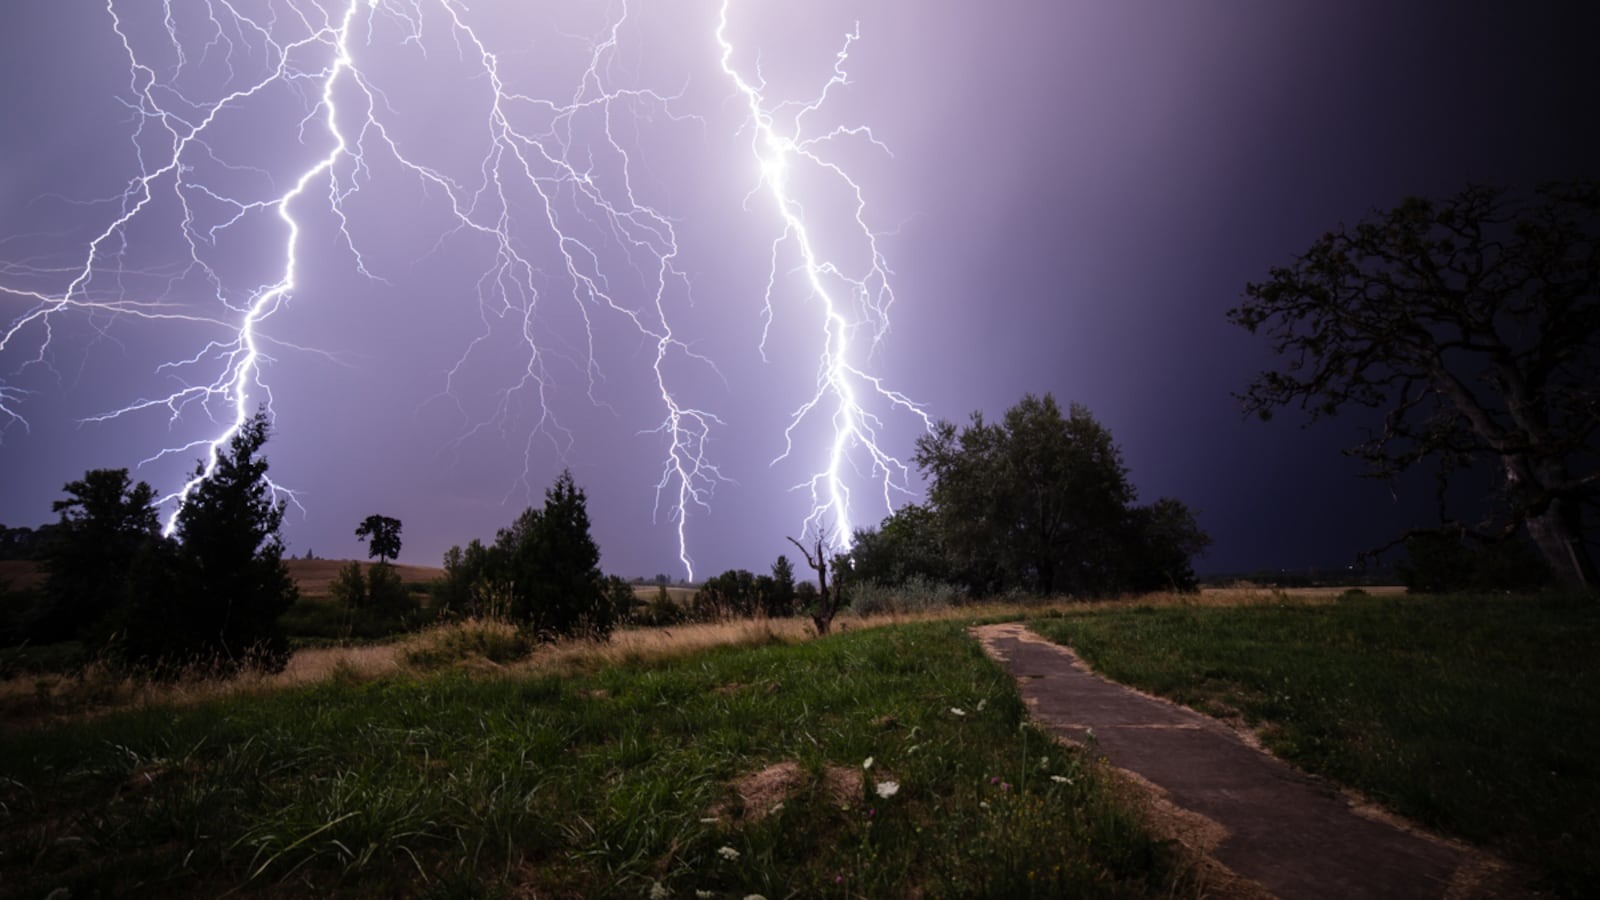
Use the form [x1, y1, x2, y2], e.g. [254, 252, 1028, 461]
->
[917, 395, 1132, 595]
[849, 503, 950, 588]
[787, 535, 846, 634]
[355, 514, 402, 564]
[1229, 181, 1600, 588]
[1118, 498, 1212, 592]
[693, 569, 757, 621]
[124, 411, 298, 672]
[37, 469, 162, 643]
[499, 470, 610, 640]
[766, 555, 797, 617]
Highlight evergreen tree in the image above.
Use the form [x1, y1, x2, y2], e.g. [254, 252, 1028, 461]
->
[124, 411, 298, 672]
[499, 470, 610, 640]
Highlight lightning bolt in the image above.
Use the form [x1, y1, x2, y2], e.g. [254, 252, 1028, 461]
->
[1, 1, 924, 575]
[716, 2, 930, 551]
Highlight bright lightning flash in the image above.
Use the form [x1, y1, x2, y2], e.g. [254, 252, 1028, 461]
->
[1, 0, 925, 575]
[717, 3, 930, 552]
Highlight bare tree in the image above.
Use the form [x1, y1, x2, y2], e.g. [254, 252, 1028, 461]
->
[787, 535, 845, 635]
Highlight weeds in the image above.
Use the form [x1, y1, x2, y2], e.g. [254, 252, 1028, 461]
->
[0, 621, 1194, 898]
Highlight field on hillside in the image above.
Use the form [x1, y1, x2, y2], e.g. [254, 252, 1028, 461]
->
[1031, 591, 1600, 897]
[284, 558, 444, 599]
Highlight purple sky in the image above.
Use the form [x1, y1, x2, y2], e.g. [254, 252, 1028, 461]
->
[2, 1, 1596, 580]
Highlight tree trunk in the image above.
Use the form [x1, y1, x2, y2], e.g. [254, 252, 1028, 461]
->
[1525, 498, 1597, 591]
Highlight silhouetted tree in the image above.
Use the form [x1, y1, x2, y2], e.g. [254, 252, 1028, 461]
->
[123, 411, 298, 672]
[355, 514, 402, 564]
[766, 555, 797, 617]
[1118, 498, 1212, 592]
[499, 470, 610, 640]
[1229, 181, 1599, 589]
[37, 469, 162, 643]
[915, 394, 1210, 596]
[917, 395, 1129, 595]
[787, 535, 846, 634]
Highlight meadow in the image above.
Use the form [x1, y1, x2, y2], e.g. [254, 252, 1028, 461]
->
[1031, 591, 1600, 897]
[0, 611, 1199, 899]
[2, 584, 1594, 897]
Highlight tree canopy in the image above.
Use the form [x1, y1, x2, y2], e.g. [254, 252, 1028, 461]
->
[1228, 181, 1599, 588]
[38, 469, 162, 643]
[355, 514, 402, 564]
[439, 470, 612, 640]
[907, 394, 1208, 596]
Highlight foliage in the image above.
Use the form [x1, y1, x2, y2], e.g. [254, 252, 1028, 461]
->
[1228, 180, 1600, 588]
[693, 568, 757, 620]
[848, 576, 966, 616]
[504, 471, 609, 640]
[914, 394, 1210, 596]
[603, 575, 640, 625]
[354, 514, 402, 564]
[849, 503, 950, 587]
[0, 522, 60, 561]
[0, 622, 1191, 898]
[437, 538, 512, 620]
[766, 554, 797, 618]
[637, 585, 688, 626]
[1033, 592, 1600, 897]
[1116, 497, 1213, 592]
[120, 411, 298, 673]
[36, 470, 163, 645]
[331, 560, 414, 617]
[1397, 532, 1549, 593]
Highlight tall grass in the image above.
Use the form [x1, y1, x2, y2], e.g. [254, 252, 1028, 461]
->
[0, 620, 1196, 898]
[1030, 591, 1600, 897]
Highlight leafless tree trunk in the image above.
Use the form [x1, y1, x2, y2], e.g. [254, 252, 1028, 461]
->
[787, 535, 843, 635]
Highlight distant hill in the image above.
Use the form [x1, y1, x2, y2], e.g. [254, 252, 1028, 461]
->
[4, 558, 446, 601]
[286, 559, 444, 601]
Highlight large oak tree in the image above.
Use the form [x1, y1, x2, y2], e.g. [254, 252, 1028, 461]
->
[1229, 181, 1599, 588]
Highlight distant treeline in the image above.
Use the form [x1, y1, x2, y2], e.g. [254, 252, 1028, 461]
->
[0, 524, 57, 561]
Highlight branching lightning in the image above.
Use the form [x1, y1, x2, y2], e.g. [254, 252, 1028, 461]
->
[1, 0, 926, 574]
[717, 2, 930, 551]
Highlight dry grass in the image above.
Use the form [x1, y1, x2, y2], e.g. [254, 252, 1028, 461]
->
[0, 586, 1400, 726]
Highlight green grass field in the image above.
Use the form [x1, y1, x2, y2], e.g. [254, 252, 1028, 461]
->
[1029, 591, 1600, 897]
[0, 620, 1192, 898]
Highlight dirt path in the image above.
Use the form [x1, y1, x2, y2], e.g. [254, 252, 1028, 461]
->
[972, 622, 1507, 900]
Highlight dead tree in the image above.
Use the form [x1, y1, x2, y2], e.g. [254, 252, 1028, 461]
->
[787, 535, 844, 635]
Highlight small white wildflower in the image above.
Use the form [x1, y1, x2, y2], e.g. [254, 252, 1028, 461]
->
[950, 707, 966, 717]
[863, 756, 874, 770]
[977, 698, 987, 711]
[1050, 775, 1071, 784]
[648, 881, 671, 900]
[979, 800, 990, 809]
[718, 845, 740, 861]
[875, 780, 900, 799]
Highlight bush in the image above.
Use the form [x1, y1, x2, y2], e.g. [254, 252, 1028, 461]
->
[848, 577, 966, 616]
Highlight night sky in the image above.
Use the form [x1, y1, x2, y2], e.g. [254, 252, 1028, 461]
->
[2, 2, 1596, 580]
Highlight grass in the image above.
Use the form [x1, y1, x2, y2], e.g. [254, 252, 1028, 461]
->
[1029, 590, 1600, 897]
[0, 618, 1195, 898]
